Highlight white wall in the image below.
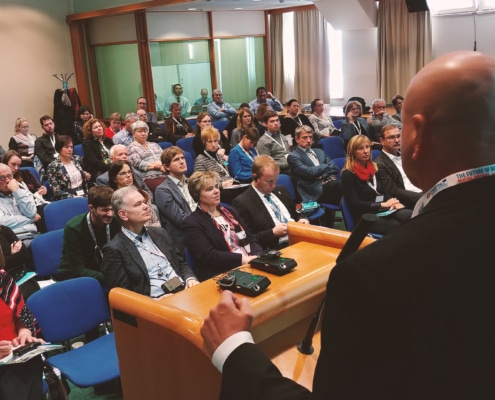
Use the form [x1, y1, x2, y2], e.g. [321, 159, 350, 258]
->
[0, 0, 74, 148]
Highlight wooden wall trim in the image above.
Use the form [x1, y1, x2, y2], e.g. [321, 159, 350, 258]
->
[135, 11, 156, 114]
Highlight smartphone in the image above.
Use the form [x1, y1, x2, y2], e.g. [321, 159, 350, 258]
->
[13, 342, 41, 357]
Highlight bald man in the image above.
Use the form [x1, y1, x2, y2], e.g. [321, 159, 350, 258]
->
[200, 51, 495, 399]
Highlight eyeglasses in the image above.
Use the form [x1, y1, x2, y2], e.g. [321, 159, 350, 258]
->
[384, 134, 401, 141]
[118, 170, 133, 177]
[0, 174, 13, 182]
[138, 102, 147, 105]
[350, 107, 361, 111]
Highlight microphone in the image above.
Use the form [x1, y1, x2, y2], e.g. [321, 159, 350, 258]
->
[297, 213, 378, 355]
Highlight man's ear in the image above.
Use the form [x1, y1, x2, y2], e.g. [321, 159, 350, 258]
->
[410, 114, 430, 161]
[88, 204, 95, 213]
[118, 209, 128, 221]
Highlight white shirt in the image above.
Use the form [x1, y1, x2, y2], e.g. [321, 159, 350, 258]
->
[383, 151, 421, 192]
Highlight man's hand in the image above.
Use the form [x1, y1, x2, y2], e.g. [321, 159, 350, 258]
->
[273, 223, 288, 237]
[7, 179, 20, 193]
[33, 214, 42, 222]
[201, 290, 253, 357]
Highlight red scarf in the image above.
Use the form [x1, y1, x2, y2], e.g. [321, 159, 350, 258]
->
[353, 161, 375, 181]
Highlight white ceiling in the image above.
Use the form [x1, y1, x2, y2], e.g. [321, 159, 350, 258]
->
[149, 0, 318, 12]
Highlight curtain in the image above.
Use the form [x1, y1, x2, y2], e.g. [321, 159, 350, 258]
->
[294, 9, 330, 104]
[270, 13, 286, 102]
[377, 0, 432, 102]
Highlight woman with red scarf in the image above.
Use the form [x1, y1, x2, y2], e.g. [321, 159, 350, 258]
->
[0, 254, 45, 399]
[182, 171, 261, 282]
[341, 135, 412, 235]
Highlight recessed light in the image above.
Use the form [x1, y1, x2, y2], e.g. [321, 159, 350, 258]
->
[187, 8, 197, 10]
[234, 7, 243, 9]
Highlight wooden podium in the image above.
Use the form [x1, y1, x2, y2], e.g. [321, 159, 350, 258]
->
[109, 223, 374, 399]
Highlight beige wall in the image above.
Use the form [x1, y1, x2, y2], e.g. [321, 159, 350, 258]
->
[0, 0, 74, 149]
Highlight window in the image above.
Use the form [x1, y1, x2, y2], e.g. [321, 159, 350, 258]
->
[427, 0, 495, 14]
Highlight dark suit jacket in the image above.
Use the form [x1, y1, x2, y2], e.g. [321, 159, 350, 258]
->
[182, 206, 262, 281]
[340, 117, 372, 148]
[280, 114, 314, 139]
[375, 152, 422, 209]
[232, 185, 298, 250]
[82, 137, 114, 180]
[155, 177, 193, 252]
[219, 176, 495, 400]
[34, 133, 59, 171]
[287, 147, 339, 202]
[101, 226, 196, 296]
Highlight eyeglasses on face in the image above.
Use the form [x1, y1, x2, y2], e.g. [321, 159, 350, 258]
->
[384, 134, 401, 141]
[118, 170, 133, 177]
[0, 174, 13, 182]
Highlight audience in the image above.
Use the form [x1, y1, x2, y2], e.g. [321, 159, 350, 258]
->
[102, 186, 198, 297]
[227, 128, 259, 183]
[155, 146, 196, 253]
[341, 135, 411, 235]
[104, 112, 122, 140]
[256, 111, 291, 174]
[391, 94, 404, 123]
[375, 124, 422, 209]
[137, 96, 158, 123]
[163, 102, 194, 144]
[207, 89, 236, 123]
[57, 186, 120, 285]
[73, 105, 93, 145]
[127, 120, 166, 194]
[192, 112, 213, 157]
[366, 98, 402, 141]
[34, 115, 59, 180]
[9, 117, 36, 167]
[280, 99, 314, 140]
[248, 86, 283, 114]
[113, 112, 138, 147]
[224, 103, 250, 146]
[136, 109, 165, 142]
[230, 107, 256, 148]
[47, 135, 91, 201]
[82, 118, 113, 181]
[308, 98, 339, 140]
[194, 88, 212, 107]
[164, 84, 191, 118]
[232, 155, 309, 250]
[182, 171, 261, 281]
[108, 160, 160, 227]
[340, 100, 374, 148]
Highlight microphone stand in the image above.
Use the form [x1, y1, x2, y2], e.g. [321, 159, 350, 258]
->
[297, 213, 378, 355]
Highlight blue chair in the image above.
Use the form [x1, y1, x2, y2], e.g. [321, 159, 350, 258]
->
[341, 197, 382, 239]
[276, 174, 326, 223]
[372, 149, 381, 160]
[187, 118, 197, 130]
[332, 119, 343, 130]
[43, 197, 89, 232]
[213, 119, 229, 133]
[184, 151, 195, 177]
[30, 229, 64, 278]
[177, 137, 196, 158]
[157, 141, 174, 150]
[27, 277, 120, 388]
[320, 137, 346, 159]
[332, 156, 346, 180]
[184, 247, 198, 274]
[73, 144, 84, 157]
[20, 166, 41, 183]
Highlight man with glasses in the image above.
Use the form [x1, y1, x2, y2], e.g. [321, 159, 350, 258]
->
[366, 98, 402, 141]
[207, 89, 236, 123]
[57, 186, 120, 284]
[113, 112, 138, 147]
[0, 163, 41, 241]
[375, 124, 422, 209]
[136, 96, 158, 123]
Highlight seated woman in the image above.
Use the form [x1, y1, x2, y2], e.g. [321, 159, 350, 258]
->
[163, 102, 194, 144]
[127, 120, 167, 195]
[8, 118, 36, 167]
[104, 112, 122, 140]
[182, 171, 261, 281]
[108, 160, 160, 227]
[192, 112, 213, 157]
[0, 266, 44, 400]
[227, 127, 259, 183]
[230, 107, 256, 147]
[47, 135, 91, 201]
[82, 118, 114, 181]
[341, 135, 412, 235]
[308, 98, 339, 142]
[340, 100, 379, 149]
[254, 103, 269, 137]
[73, 105, 93, 145]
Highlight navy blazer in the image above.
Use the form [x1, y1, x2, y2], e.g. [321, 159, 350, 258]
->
[182, 206, 261, 281]
[101, 226, 195, 296]
[232, 185, 298, 250]
[287, 147, 339, 202]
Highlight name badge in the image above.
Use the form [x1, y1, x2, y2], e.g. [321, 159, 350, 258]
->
[375, 195, 384, 202]
[76, 189, 85, 196]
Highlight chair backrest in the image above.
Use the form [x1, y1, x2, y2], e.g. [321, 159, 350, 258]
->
[27, 277, 110, 343]
[157, 141, 174, 150]
[320, 137, 346, 159]
[73, 144, 84, 157]
[340, 197, 355, 231]
[43, 197, 89, 232]
[188, 118, 197, 130]
[332, 119, 343, 130]
[372, 149, 382, 160]
[20, 166, 41, 183]
[332, 157, 346, 180]
[276, 174, 296, 201]
[213, 119, 229, 132]
[184, 151, 195, 177]
[176, 137, 196, 158]
[30, 229, 65, 277]
[184, 247, 198, 274]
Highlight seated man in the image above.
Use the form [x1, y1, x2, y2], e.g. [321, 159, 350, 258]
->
[137, 96, 158, 123]
[256, 111, 291, 174]
[367, 98, 402, 141]
[101, 186, 198, 297]
[113, 112, 138, 147]
[232, 155, 309, 250]
[280, 99, 314, 140]
[155, 146, 197, 253]
[163, 103, 194, 144]
[136, 109, 165, 142]
[34, 115, 59, 179]
[287, 125, 342, 206]
[57, 186, 120, 285]
[207, 89, 237, 123]
[0, 163, 40, 241]
[96, 144, 152, 199]
[193, 88, 212, 107]
[375, 124, 422, 209]
[248, 86, 283, 114]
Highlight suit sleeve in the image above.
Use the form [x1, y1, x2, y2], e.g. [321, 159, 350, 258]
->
[101, 243, 131, 291]
[287, 152, 329, 179]
[155, 184, 190, 229]
[82, 140, 109, 174]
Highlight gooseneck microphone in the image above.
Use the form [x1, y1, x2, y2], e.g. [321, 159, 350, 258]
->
[297, 213, 378, 355]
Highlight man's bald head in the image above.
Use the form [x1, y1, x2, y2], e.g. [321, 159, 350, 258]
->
[402, 51, 495, 191]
